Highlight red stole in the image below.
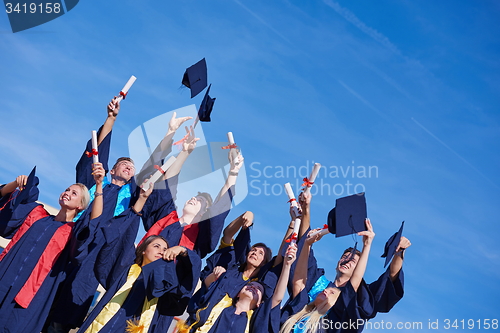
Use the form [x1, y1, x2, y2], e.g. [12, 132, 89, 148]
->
[0, 205, 76, 308]
[139, 210, 200, 250]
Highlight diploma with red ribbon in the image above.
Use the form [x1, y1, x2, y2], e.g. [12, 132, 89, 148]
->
[309, 224, 330, 238]
[284, 182, 301, 258]
[141, 156, 177, 191]
[115, 75, 137, 103]
[89, 130, 99, 164]
[224, 132, 239, 163]
[302, 163, 321, 195]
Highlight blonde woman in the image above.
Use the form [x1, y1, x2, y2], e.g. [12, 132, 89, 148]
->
[0, 163, 105, 333]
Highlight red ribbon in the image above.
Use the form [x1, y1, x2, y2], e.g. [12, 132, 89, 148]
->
[85, 149, 98, 158]
[0, 191, 18, 212]
[120, 91, 127, 99]
[173, 133, 189, 146]
[221, 143, 238, 150]
[287, 198, 296, 203]
[302, 177, 314, 187]
[322, 224, 328, 229]
[285, 232, 298, 243]
[154, 165, 166, 175]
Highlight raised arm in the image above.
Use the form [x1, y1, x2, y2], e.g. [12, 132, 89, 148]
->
[90, 163, 105, 220]
[97, 97, 120, 145]
[136, 112, 192, 184]
[350, 218, 375, 292]
[298, 191, 311, 239]
[163, 125, 199, 179]
[0, 175, 28, 197]
[389, 236, 411, 281]
[292, 229, 323, 298]
[272, 243, 297, 308]
[214, 151, 244, 204]
[221, 211, 253, 245]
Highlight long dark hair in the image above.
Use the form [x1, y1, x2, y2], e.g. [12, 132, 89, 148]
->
[135, 235, 169, 266]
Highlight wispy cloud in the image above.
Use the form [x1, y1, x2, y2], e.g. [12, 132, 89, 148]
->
[323, 0, 401, 55]
[233, 0, 293, 45]
[337, 79, 398, 126]
[411, 117, 499, 189]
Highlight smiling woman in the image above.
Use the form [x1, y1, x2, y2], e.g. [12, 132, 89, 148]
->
[0, 164, 104, 333]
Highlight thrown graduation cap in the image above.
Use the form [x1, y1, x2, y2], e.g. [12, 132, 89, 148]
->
[381, 221, 405, 268]
[198, 84, 216, 122]
[327, 192, 367, 237]
[13, 166, 37, 209]
[182, 58, 208, 98]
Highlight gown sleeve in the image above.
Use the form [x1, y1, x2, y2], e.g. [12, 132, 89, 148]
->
[75, 126, 112, 188]
[368, 267, 404, 314]
[194, 185, 235, 259]
[134, 131, 175, 186]
[93, 209, 141, 289]
[0, 176, 40, 238]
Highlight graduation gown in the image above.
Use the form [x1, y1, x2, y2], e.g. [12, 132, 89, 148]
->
[141, 174, 235, 260]
[49, 129, 173, 329]
[0, 183, 96, 333]
[277, 245, 375, 333]
[77, 211, 201, 333]
[368, 267, 404, 314]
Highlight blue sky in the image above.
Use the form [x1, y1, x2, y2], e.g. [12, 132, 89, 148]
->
[1, 0, 499, 331]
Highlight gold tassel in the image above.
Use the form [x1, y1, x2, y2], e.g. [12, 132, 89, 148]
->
[125, 318, 145, 333]
[176, 304, 209, 333]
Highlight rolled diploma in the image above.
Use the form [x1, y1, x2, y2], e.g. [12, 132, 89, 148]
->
[303, 163, 321, 195]
[309, 228, 330, 238]
[284, 182, 301, 255]
[141, 156, 177, 191]
[91, 130, 99, 164]
[227, 132, 238, 162]
[116, 75, 137, 102]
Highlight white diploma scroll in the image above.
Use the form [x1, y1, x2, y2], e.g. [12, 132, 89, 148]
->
[309, 227, 330, 239]
[91, 130, 99, 164]
[284, 182, 301, 257]
[141, 156, 177, 191]
[116, 75, 137, 102]
[303, 163, 321, 195]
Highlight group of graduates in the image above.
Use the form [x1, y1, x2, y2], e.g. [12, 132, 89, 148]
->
[0, 96, 411, 333]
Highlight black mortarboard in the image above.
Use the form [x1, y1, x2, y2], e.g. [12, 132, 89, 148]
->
[182, 58, 208, 98]
[381, 221, 405, 268]
[327, 192, 367, 237]
[13, 166, 37, 209]
[198, 84, 216, 122]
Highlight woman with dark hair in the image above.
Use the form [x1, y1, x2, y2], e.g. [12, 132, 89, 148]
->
[0, 163, 105, 333]
[77, 211, 201, 333]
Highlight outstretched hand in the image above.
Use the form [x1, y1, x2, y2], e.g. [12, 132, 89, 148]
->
[396, 236, 411, 253]
[182, 125, 200, 153]
[305, 228, 324, 246]
[229, 151, 244, 173]
[15, 175, 28, 191]
[139, 178, 154, 198]
[241, 211, 254, 229]
[92, 162, 105, 185]
[284, 243, 298, 265]
[107, 97, 120, 118]
[163, 245, 187, 261]
[358, 218, 375, 247]
[169, 112, 193, 133]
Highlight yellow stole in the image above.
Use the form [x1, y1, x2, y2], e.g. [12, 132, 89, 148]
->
[193, 294, 254, 333]
[84, 264, 159, 333]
